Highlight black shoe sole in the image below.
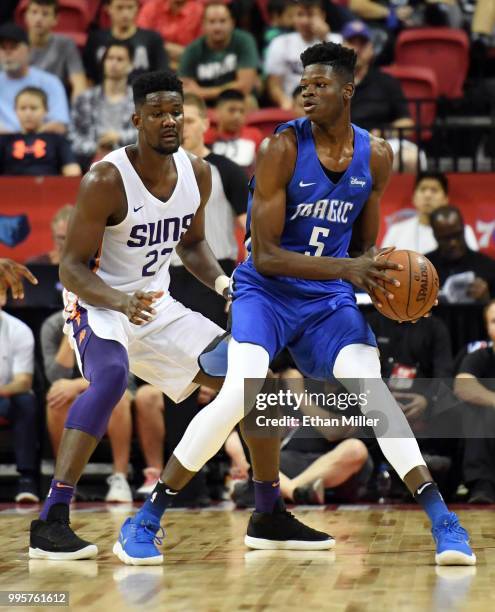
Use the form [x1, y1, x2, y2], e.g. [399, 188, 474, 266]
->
[244, 534, 335, 550]
[28, 544, 98, 560]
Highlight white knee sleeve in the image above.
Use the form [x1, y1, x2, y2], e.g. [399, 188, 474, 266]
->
[173, 339, 270, 472]
[333, 344, 426, 480]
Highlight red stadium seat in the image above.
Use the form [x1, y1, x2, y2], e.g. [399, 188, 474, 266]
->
[395, 28, 469, 99]
[381, 64, 438, 140]
[246, 108, 297, 138]
[16, 0, 90, 48]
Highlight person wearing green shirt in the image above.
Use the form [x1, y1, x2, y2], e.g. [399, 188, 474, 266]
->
[179, 1, 259, 103]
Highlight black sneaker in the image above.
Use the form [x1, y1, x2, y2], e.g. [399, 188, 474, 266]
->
[467, 480, 495, 504]
[29, 503, 98, 560]
[293, 478, 325, 505]
[245, 498, 335, 550]
[15, 477, 40, 503]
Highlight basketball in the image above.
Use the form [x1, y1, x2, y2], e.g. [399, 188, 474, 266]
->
[371, 250, 439, 322]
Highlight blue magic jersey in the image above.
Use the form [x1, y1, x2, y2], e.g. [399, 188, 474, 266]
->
[241, 117, 372, 297]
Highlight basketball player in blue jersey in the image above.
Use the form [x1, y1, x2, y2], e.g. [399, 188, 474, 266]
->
[29, 70, 330, 562]
[113, 44, 475, 566]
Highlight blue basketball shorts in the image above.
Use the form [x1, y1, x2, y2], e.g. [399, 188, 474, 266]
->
[231, 264, 377, 380]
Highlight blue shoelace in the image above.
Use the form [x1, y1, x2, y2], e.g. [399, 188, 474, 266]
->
[433, 513, 468, 542]
[132, 522, 165, 545]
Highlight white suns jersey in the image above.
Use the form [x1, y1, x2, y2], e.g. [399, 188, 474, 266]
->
[89, 146, 200, 298]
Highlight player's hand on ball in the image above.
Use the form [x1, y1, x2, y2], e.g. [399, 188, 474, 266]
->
[123, 290, 164, 325]
[348, 247, 402, 308]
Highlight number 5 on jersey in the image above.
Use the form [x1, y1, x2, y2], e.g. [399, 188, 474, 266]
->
[305, 226, 330, 257]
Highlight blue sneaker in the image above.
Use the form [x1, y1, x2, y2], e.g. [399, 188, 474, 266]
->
[113, 517, 164, 565]
[432, 512, 476, 566]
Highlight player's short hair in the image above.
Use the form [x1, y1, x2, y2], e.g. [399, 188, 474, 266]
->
[101, 40, 135, 65]
[300, 42, 357, 83]
[415, 171, 449, 194]
[51, 204, 74, 230]
[429, 205, 463, 228]
[28, 0, 58, 13]
[216, 89, 245, 106]
[184, 93, 207, 118]
[15, 86, 48, 109]
[132, 70, 184, 107]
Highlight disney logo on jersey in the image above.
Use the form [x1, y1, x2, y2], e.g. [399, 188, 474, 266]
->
[127, 214, 194, 248]
[290, 199, 354, 224]
[350, 176, 366, 187]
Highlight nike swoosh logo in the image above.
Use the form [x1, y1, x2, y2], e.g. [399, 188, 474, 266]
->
[165, 488, 178, 495]
[416, 483, 431, 496]
[56, 483, 73, 489]
[299, 180, 316, 188]
[133, 205, 144, 212]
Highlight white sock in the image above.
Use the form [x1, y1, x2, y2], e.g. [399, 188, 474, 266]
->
[173, 339, 270, 472]
[333, 344, 426, 480]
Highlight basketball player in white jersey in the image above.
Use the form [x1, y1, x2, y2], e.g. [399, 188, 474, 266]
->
[29, 71, 331, 562]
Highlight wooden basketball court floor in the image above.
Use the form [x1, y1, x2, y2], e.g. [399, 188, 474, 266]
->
[1, 503, 494, 612]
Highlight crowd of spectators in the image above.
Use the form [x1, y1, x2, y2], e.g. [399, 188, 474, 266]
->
[0, 0, 494, 505]
[0, 0, 493, 175]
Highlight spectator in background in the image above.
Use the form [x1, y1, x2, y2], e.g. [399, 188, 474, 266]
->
[381, 172, 479, 253]
[71, 42, 136, 169]
[28, 204, 73, 265]
[0, 87, 80, 176]
[342, 21, 424, 173]
[0, 294, 40, 502]
[179, 2, 259, 105]
[264, 0, 342, 110]
[25, 0, 86, 101]
[172, 92, 248, 327]
[0, 23, 70, 134]
[138, 0, 204, 71]
[40, 310, 134, 502]
[84, 0, 168, 85]
[455, 299, 495, 503]
[205, 89, 264, 176]
[292, 84, 305, 117]
[427, 206, 495, 304]
[229, 365, 372, 506]
[262, 0, 296, 58]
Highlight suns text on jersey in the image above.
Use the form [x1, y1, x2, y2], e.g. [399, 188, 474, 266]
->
[126, 215, 194, 248]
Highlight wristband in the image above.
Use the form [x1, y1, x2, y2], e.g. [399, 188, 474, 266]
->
[215, 275, 230, 297]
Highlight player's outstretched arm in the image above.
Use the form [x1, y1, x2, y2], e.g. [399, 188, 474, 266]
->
[59, 164, 141, 314]
[175, 156, 230, 298]
[250, 131, 400, 294]
[0, 258, 38, 300]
